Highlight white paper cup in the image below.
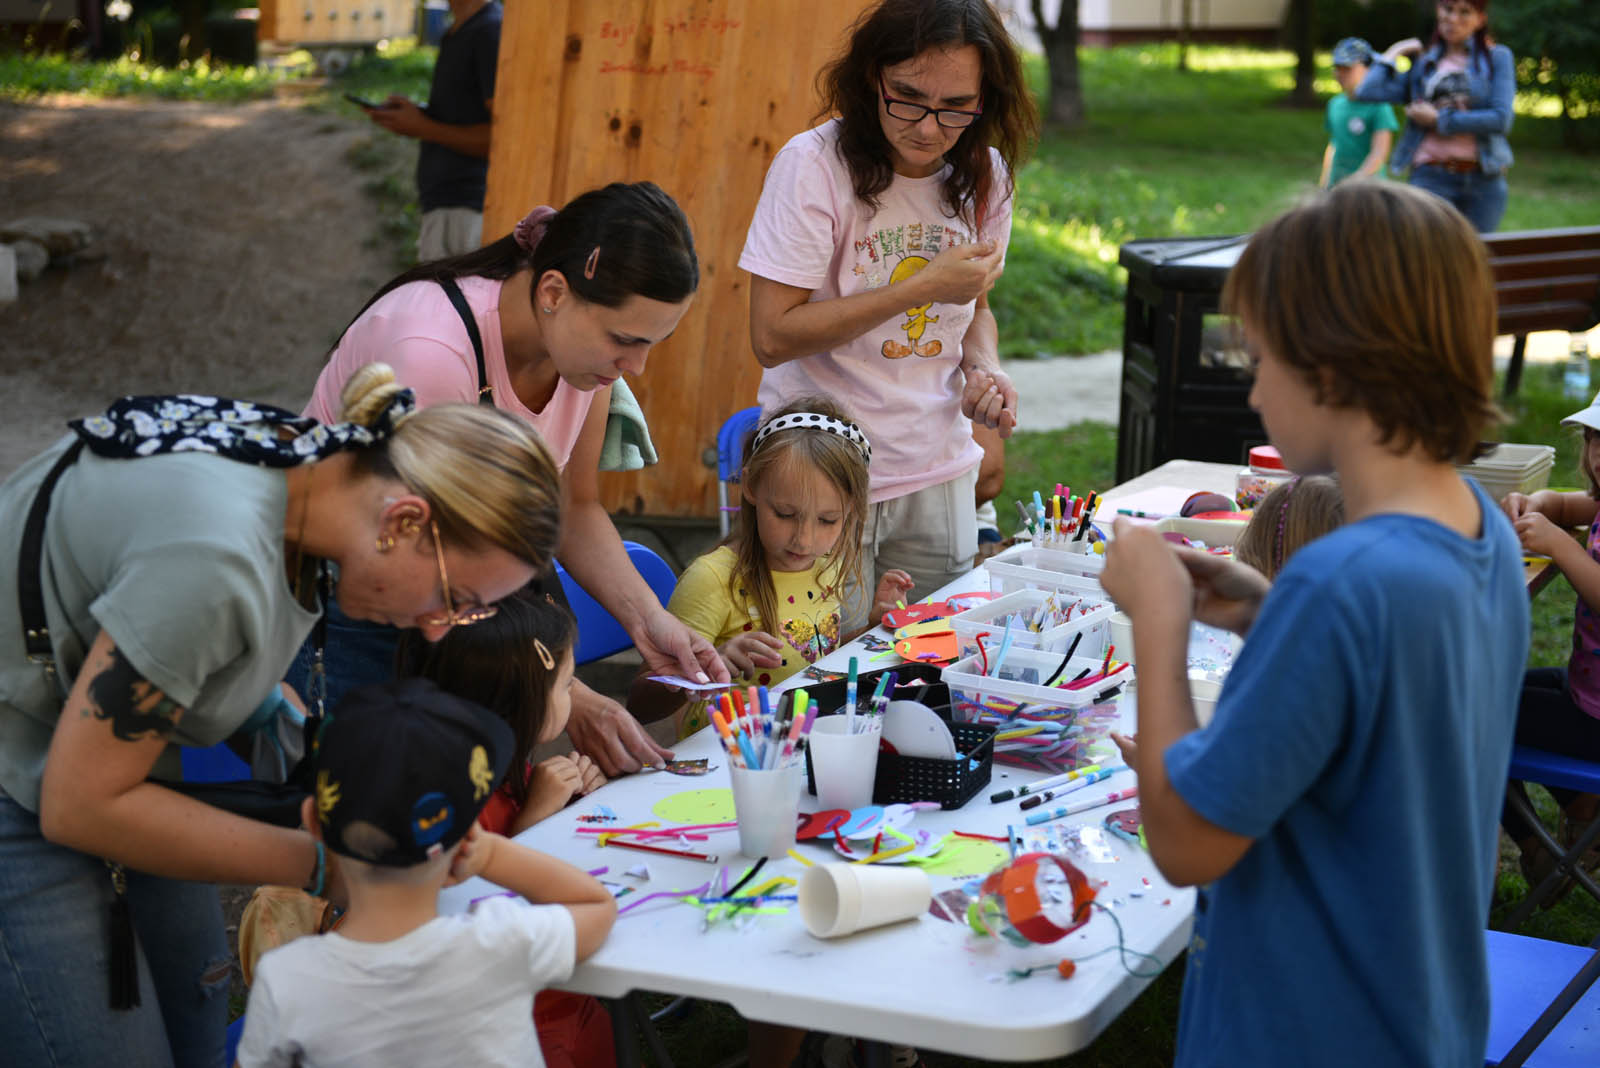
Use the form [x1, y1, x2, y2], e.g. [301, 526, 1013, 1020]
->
[728, 763, 803, 858]
[1190, 677, 1223, 727]
[1108, 611, 1135, 667]
[799, 862, 932, 938]
[808, 714, 882, 811]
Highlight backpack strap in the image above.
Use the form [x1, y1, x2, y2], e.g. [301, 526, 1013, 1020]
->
[438, 277, 495, 407]
[17, 439, 86, 676]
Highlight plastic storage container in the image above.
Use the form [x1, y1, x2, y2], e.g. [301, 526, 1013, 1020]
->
[1235, 445, 1293, 510]
[943, 646, 1129, 774]
[984, 547, 1106, 599]
[949, 588, 1113, 660]
[789, 664, 995, 810]
[1456, 444, 1555, 504]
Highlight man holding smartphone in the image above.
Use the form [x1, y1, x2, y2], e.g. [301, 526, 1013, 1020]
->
[366, 0, 501, 260]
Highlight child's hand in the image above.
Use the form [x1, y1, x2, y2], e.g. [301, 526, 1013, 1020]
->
[871, 569, 915, 622]
[1503, 492, 1539, 521]
[445, 823, 501, 886]
[717, 631, 785, 679]
[1110, 731, 1139, 768]
[1176, 546, 1271, 637]
[569, 751, 608, 795]
[1102, 520, 1194, 628]
[1514, 511, 1567, 557]
[531, 755, 584, 807]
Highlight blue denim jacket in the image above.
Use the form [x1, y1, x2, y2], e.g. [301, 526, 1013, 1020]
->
[1356, 41, 1515, 176]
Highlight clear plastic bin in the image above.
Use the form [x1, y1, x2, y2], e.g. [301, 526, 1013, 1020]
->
[1455, 443, 1555, 504]
[942, 646, 1130, 775]
[984, 547, 1107, 598]
[949, 588, 1113, 660]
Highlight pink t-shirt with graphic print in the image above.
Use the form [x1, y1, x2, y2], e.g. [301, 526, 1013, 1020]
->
[1568, 517, 1600, 721]
[303, 275, 595, 469]
[739, 120, 1013, 503]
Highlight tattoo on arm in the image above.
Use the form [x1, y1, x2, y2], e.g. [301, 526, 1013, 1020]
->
[86, 647, 186, 741]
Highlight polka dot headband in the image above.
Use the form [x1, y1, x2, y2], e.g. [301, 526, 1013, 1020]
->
[751, 411, 872, 465]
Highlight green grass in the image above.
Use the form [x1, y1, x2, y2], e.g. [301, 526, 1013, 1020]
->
[0, 49, 292, 101]
[993, 44, 1600, 358]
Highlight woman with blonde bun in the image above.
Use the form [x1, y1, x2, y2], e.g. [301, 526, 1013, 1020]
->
[0, 364, 561, 1068]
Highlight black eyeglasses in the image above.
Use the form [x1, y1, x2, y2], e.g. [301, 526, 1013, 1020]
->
[878, 77, 983, 129]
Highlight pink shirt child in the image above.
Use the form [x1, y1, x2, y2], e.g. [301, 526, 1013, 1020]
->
[739, 119, 1014, 503]
[1568, 517, 1600, 721]
[304, 275, 594, 469]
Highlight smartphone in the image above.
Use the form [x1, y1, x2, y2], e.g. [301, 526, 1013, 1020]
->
[344, 92, 381, 110]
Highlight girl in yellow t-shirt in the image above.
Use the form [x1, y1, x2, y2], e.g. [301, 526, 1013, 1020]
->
[632, 398, 911, 737]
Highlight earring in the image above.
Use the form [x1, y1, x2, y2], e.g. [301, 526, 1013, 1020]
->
[376, 533, 395, 552]
[398, 518, 419, 536]
[541, 306, 554, 314]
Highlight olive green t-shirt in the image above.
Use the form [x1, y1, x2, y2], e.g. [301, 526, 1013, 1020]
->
[0, 437, 320, 811]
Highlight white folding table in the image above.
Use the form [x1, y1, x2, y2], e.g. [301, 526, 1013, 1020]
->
[440, 557, 1198, 1063]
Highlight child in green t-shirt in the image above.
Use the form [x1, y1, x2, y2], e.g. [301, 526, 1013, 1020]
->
[1319, 38, 1399, 188]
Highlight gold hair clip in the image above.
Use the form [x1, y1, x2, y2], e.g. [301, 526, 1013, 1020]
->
[533, 639, 555, 670]
[583, 246, 601, 280]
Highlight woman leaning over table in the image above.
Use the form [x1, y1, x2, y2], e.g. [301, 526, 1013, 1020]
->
[0, 365, 560, 1067]
[1358, 0, 1515, 233]
[299, 181, 730, 776]
[742, 0, 1038, 629]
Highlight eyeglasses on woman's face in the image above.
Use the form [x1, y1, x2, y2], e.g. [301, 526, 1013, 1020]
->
[417, 520, 498, 628]
[878, 77, 983, 129]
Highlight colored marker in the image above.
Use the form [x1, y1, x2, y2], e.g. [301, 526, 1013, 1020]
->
[1018, 768, 1116, 810]
[1024, 786, 1140, 826]
[989, 763, 1104, 803]
[1116, 508, 1166, 518]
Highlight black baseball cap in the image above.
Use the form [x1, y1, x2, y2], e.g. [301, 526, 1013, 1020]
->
[313, 678, 514, 866]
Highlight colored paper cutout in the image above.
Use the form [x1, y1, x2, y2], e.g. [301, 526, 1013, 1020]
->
[893, 631, 958, 664]
[652, 788, 737, 824]
[911, 837, 1008, 877]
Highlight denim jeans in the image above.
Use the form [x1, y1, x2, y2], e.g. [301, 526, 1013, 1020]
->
[1408, 165, 1509, 233]
[285, 594, 401, 716]
[0, 796, 231, 1067]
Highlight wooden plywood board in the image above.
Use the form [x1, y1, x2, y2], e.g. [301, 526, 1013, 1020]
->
[485, 0, 873, 518]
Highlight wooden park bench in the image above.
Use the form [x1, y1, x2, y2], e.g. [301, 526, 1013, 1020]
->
[1488, 225, 1600, 397]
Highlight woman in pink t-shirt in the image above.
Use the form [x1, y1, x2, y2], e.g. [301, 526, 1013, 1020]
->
[299, 182, 730, 774]
[740, 0, 1038, 628]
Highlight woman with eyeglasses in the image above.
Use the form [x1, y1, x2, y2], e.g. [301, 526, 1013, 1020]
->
[741, 0, 1037, 631]
[0, 364, 561, 1066]
[297, 181, 731, 777]
[1359, 0, 1515, 232]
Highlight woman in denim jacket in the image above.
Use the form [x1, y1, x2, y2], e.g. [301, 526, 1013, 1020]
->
[1359, 0, 1514, 232]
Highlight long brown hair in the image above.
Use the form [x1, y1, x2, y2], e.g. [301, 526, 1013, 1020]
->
[398, 589, 576, 807]
[1234, 475, 1345, 580]
[730, 398, 870, 636]
[816, 0, 1037, 230]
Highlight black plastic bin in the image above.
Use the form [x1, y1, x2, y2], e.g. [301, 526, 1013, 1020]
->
[783, 663, 995, 811]
[1116, 235, 1267, 483]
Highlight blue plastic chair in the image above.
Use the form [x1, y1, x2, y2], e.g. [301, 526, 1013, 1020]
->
[715, 406, 761, 537]
[1486, 929, 1600, 1067]
[180, 740, 251, 783]
[555, 541, 677, 665]
[226, 1015, 246, 1065]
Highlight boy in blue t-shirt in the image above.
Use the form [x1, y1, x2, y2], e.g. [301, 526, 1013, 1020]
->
[1320, 37, 1399, 188]
[1102, 182, 1528, 1067]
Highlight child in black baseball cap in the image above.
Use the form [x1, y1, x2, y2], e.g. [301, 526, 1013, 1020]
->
[237, 678, 617, 1068]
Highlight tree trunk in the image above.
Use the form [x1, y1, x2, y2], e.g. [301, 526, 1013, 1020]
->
[1031, 0, 1085, 126]
[1285, 0, 1319, 108]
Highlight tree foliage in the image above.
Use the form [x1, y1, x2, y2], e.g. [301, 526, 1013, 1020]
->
[1494, 0, 1600, 145]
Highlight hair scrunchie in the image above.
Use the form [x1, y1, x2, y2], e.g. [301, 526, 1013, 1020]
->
[69, 390, 417, 467]
[513, 205, 558, 253]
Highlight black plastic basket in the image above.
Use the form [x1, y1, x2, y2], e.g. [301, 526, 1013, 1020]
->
[786, 663, 994, 810]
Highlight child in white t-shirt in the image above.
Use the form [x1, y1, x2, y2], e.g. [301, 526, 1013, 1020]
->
[236, 678, 617, 1068]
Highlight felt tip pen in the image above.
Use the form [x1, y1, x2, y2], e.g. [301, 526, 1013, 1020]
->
[1023, 786, 1139, 826]
[1018, 768, 1115, 810]
[1116, 508, 1166, 518]
[989, 763, 1103, 803]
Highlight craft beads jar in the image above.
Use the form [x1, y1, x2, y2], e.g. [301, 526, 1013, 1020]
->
[1234, 445, 1292, 510]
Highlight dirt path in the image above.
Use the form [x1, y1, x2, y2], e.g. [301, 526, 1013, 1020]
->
[0, 93, 408, 477]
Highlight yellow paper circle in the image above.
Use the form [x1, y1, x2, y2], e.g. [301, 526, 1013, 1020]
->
[651, 788, 737, 824]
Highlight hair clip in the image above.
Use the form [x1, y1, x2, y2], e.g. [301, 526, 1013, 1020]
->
[533, 639, 555, 670]
[583, 246, 601, 280]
